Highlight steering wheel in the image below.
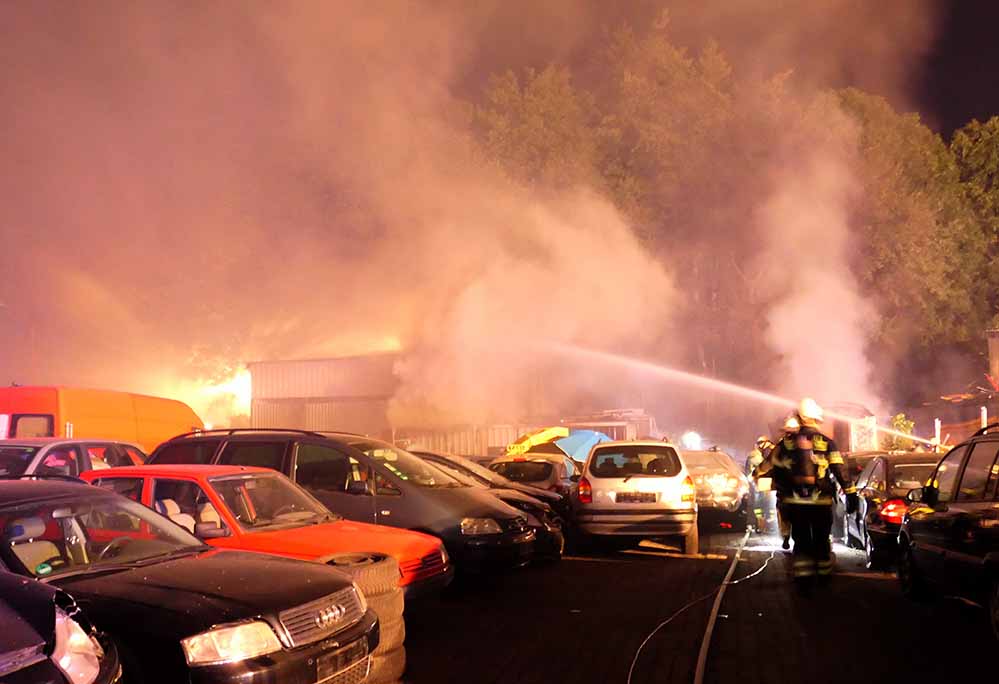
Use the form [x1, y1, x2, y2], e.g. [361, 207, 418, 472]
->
[95, 536, 134, 561]
[271, 504, 298, 518]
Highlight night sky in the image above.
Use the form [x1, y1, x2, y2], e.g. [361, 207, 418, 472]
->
[917, 0, 999, 136]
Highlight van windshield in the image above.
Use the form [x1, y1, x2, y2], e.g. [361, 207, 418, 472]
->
[590, 446, 681, 478]
[0, 447, 40, 478]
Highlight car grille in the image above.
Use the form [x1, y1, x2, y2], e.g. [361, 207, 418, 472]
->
[319, 655, 369, 684]
[279, 586, 365, 648]
[498, 516, 529, 533]
[401, 549, 447, 578]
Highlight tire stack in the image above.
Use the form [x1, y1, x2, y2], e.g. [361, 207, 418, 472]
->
[327, 553, 406, 684]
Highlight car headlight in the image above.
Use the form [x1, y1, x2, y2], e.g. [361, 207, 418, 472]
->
[352, 582, 368, 614]
[53, 607, 103, 684]
[460, 518, 502, 535]
[181, 620, 282, 666]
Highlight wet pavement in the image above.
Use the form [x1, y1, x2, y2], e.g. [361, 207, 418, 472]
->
[404, 529, 994, 683]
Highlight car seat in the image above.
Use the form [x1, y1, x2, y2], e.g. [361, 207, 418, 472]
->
[647, 458, 668, 475]
[197, 502, 222, 528]
[155, 498, 196, 533]
[7, 517, 63, 572]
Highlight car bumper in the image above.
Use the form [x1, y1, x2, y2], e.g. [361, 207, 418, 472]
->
[448, 529, 536, 571]
[403, 564, 455, 601]
[5, 639, 122, 684]
[533, 524, 565, 558]
[578, 508, 696, 537]
[868, 523, 901, 552]
[695, 494, 746, 514]
[189, 609, 379, 684]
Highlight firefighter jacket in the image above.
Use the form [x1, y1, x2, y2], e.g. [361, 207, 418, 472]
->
[769, 427, 855, 505]
[747, 439, 775, 478]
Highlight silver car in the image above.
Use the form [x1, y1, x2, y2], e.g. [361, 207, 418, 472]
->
[682, 449, 750, 526]
[0, 438, 146, 478]
[574, 440, 698, 554]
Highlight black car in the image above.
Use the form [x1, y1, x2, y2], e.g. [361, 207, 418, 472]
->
[0, 479, 378, 684]
[412, 450, 570, 521]
[0, 570, 121, 684]
[844, 452, 940, 569]
[411, 450, 565, 560]
[146, 429, 536, 572]
[898, 426, 999, 638]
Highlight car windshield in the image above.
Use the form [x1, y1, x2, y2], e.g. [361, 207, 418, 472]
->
[0, 446, 40, 478]
[211, 473, 332, 530]
[890, 463, 937, 491]
[0, 494, 205, 580]
[350, 441, 463, 488]
[681, 452, 732, 473]
[589, 445, 682, 478]
[424, 460, 487, 489]
[490, 461, 553, 483]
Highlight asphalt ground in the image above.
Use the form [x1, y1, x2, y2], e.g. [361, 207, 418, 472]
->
[404, 526, 995, 684]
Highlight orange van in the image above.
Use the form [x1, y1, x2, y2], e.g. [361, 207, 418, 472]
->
[0, 386, 203, 453]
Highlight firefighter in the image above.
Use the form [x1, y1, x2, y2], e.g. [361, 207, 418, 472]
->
[770, 398, 858, 588]
[746, 435, 775, 532]
[751, 416, 797, 549]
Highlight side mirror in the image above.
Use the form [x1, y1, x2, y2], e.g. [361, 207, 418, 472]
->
[194, 522, 228, 539]
[347, 480, 373, 496]
[905, 487, 922, 504]
[570, 474, 581, 483]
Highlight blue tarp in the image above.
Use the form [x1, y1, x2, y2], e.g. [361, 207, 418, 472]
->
[554, 430, 613, 462]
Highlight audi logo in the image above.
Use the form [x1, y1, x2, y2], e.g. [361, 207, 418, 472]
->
[315, 603, 346, 629]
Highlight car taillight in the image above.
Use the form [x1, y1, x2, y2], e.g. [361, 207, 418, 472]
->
[578, 477, 592, 504]
[681, 476, 695, 503]
[879, 499, 907, 525]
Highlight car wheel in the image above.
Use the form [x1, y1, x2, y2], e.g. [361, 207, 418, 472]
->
[864, 531, 882, 570]
[897, 538, 928, 601]
[990, 580, 999, 641]
[374, 614, 406, 655]
[369, 645, 406, 684]
[681, 526, 699, 555]
[325, 552, 401, 597]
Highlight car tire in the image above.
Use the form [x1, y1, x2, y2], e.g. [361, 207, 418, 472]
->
[368, 587, 405, 622]
[374, 615, 406, 655]
[325, 552, 401, 597]
[368, 645, 406, 684]
[897, 538, 929, 601]
[681, 526, 699, 555]
[864, 531, 883, 570]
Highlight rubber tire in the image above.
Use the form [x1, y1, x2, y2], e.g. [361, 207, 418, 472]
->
[990, 580, 999, 641]
[325, 553, 400, 597]
[368, 587, 405, 622]
[681, 525, 699, 555]
[864, 531, 884, 570]
[374, 615, 406, 655]
[897, 538, 928, 601]
[368, 646, 406, 683]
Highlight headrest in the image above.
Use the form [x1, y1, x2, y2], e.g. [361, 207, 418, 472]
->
[197, 503, 221, 524]
[7, 517, 47, 542]
[156, 499, 180, 516]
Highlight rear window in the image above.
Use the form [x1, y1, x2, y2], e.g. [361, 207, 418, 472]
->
[589, 446, 681, 478]
[890, 463, 936, 491]
[218, 442, 287, 471]
[490, 461, 554, 483]
[0, 446, 40, 477]
[150, 441, 220, 465]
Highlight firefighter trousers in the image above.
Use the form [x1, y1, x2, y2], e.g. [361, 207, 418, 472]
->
[784, 503, 833, 578]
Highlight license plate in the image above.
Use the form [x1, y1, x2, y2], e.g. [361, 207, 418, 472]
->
[616, 492, 656, 504]
[316, 638, 367, 683]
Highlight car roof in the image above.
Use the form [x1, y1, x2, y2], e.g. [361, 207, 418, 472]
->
[84, 464, 272, 478]
[0, 479, 104, 505]
[0, 438, 143, 448]
[492, 452, 567, 464]
[593, 440, 680, 449]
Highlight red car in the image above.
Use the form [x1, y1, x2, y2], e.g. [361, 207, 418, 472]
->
[81, 464, 453, 597]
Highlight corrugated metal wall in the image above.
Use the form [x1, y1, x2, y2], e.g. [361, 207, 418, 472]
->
[398, 423, 543, 457]
[249, 354, 400, 400]
[251, 398, 391, 436]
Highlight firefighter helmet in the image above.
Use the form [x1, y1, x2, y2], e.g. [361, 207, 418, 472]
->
[783, 414, 801, 432]
[798, 397, 824, 426]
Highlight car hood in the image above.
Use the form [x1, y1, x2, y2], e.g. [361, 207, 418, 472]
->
[52, 549, 354, 639]
[500, 481, 562, 504]
[489, 489, 547, 508]
[236, 519, 441, 563]
[422, 486, 523, 521]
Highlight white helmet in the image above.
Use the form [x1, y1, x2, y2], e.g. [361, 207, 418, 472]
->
[798, 397, 824, 425]
[783, 414, 800, 432]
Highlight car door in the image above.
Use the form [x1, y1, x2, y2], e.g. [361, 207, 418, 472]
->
[907, 445, 968, 584]
[942, 439, 999, 594]
[851, 458, 877, 541]
[291, 442, 376, 523]
[32, 444, 84, 477]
